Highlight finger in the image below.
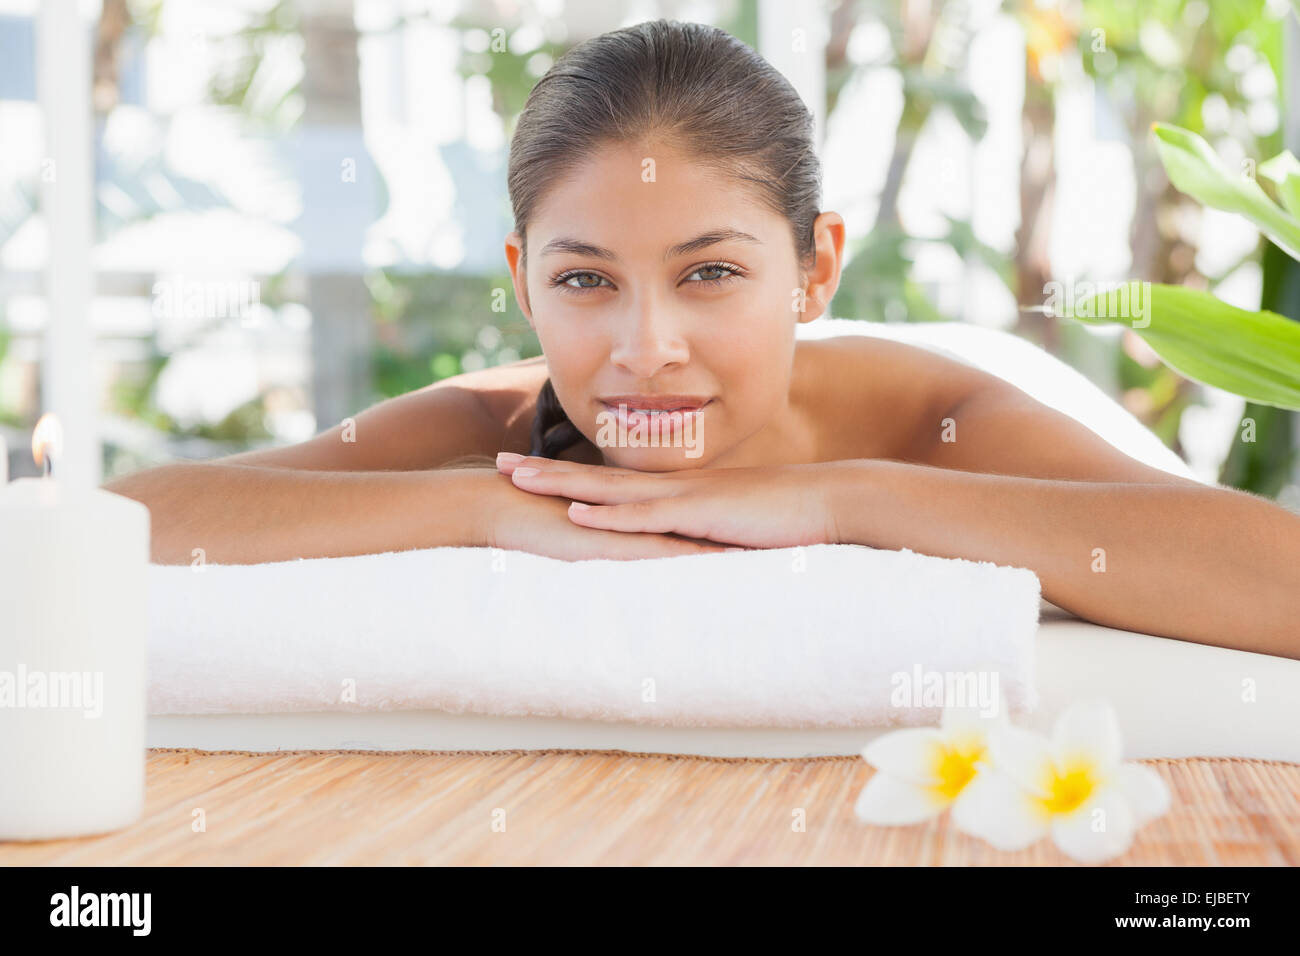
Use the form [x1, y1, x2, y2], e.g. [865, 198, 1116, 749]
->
[539, 522, 728, 561]
[496, 452, 577, 475]
[600, 531, 731, 560]
[509, 463, 673, 505]
[495, 452, 643, 477]
[566, 497, 710, 538]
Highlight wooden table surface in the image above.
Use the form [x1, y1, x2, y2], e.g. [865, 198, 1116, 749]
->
[3, 750, 1298, 866]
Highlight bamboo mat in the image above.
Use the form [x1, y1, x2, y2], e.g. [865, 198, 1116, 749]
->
[2, 750, 1298, 865]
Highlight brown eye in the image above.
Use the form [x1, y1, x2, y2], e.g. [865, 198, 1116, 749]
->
[685, 262, 743, 285]
[550, 270, 611, 293]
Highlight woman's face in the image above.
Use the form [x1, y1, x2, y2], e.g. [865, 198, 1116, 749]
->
[506, 138, 840, 470]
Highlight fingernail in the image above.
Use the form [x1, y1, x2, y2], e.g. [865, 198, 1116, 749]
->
[569, 502, 590, 511]
[725, 547, 744, 552]
[497, 452, 525, 466]
[513, 466, 540, 478]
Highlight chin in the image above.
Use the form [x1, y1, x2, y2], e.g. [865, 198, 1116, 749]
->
[600, 445, 711, 472]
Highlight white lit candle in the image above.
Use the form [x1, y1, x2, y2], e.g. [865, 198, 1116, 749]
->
[0, 414, 150, 840]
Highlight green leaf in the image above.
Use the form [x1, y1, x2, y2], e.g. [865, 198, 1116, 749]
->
[1064, 282, 1300, 410]
[1258, 150, 1300, 220]
[1151, 123, 1300, 262]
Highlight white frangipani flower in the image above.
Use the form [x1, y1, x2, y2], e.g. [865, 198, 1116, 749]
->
[855, 703, 1004, 825]
[950, 699, 1171, 863]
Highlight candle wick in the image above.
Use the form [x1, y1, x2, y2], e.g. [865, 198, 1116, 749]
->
[42, 454, 53, 479]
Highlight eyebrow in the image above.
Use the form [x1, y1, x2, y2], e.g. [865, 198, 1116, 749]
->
[537, 229, 762, 262]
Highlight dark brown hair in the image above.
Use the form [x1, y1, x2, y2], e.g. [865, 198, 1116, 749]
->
[507, 19, 822, 458]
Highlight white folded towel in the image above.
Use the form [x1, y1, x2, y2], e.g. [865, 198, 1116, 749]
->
[148, 543, 1040, 728]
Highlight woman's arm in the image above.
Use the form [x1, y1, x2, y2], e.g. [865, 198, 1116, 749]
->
[213, 379, 517, 471]
[107, 461, 726, 565]
[105, 364, 732, 565]
[827, 458, 1300, 658]
[494, 370, 1300, 658]
[101, 360, 536, 563]
[820, 378, 1300, 656]
[104, 463, 495, 565]
[101, 380, 509, 562]
[105, 354, 724, 562]
[861, 375, 1300, 655]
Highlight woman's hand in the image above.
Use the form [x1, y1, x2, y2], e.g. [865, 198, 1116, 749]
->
[495, 452, 843, 549]
[477, 467, 732, 560]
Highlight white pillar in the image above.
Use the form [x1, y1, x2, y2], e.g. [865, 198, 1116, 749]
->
[758, 0, 828, 150]
[37, 0, 98, 488]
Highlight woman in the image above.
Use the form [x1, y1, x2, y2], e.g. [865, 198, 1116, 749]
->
[108, 20, 1299, 658]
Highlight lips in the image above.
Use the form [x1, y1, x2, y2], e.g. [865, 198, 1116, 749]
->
[598, 395, 712, 412]
[597, 397, 710, 439]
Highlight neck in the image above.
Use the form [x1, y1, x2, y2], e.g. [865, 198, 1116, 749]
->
[708, 395, 815, 468]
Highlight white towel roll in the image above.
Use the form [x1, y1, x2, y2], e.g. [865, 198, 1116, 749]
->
[148, 543, 1040, 728]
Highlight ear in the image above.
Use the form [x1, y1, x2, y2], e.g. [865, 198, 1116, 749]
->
[504, 230, 534, 328]
[798, 211, 845, 324]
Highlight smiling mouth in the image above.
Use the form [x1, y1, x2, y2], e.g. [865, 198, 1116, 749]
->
[597, 399, 712, 433]
[598, 394, 712, 412]
[599, 399, 712, 415]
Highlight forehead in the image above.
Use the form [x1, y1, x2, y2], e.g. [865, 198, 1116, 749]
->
[527, 139, 787, 259]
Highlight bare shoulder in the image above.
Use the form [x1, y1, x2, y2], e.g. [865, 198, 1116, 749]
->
[344, 355, 551, 461]
[803, 332, 991, 392]
[219, 356, 548, 470]
[432, 354, 549, 431]
[796, 332, 994, 460]
[801, 331, 1187, 483]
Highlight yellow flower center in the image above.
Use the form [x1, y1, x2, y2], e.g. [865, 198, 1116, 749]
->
[1039, 762, 1098, 815]
[929, 740, 985, 802]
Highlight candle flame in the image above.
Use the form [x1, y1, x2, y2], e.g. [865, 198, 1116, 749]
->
[32, 413, 63, 470]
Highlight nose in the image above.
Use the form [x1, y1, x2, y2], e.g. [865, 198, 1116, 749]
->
[607, 292, 690, 379]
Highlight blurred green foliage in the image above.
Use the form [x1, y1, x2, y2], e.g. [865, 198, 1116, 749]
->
[1077, 0, 1297, 493]
[1079, 0, 1285, 133]
[204, 0, 304, 132]
[1221, 240, 1300, 495]
[0, 325, 17, 428]
[829, 0, 998, 325]
[368, 268, 539, 400]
